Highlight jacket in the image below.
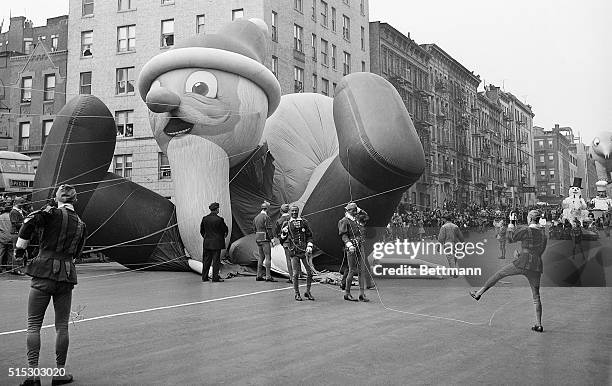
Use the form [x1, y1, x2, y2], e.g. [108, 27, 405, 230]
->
[21, 205, 87, 284]
[200, 213, 228, 250]
[253, 211, 273, 243]
[507, 224, 547, 273]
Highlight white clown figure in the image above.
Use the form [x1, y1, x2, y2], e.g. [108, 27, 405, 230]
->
[591, 180, 612, 213]
[562, 177, 589, 226]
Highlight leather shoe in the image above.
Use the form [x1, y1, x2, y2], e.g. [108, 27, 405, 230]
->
[265, 277, 277, 282]
[255, 277, 265, 281]
[344, 294, 358, 302]
[51, 374, 73, 385]
[469, 291, 481, 301]
[531, 325, 544, 333]
[212, 278, 224, 282]
[303, 292, 315, 301]
[358, 295, 370, 302]
[295, 293, 303, 301]
[202, 277, 209, 282]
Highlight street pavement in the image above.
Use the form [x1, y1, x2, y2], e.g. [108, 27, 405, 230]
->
[1, 255, 610, 385]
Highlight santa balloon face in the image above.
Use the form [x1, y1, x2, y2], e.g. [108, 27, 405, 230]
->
[146, 68, 268, 166]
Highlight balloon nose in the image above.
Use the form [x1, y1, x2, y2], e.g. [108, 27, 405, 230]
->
[146, 87, 181, 113]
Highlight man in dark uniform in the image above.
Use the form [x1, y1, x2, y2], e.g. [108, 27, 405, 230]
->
[199, 202, 228, 282]
[280, 205, 315, 301]
[16, 184, 87, 386]
[470, 209, 548, 332]
[253, 201, 276, 282]
[10, 196, 26, 275]
[274, 204, 294, 283]
[338, 202, 370, 302]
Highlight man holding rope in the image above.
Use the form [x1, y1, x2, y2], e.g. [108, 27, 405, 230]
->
[280, 205, 315, 301]
[17, 184, 87, 386]
[338, 202, 370, 302]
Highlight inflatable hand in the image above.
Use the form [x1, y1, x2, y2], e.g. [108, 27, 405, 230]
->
[33, 95, 187, 270]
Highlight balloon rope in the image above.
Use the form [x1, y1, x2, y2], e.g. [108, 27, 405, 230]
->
[86, 189, 137, 239]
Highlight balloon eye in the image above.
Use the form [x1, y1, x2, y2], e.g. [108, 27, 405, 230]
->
[594, 138, 600, 146]
[192, 82, 209, 95]
[185, 71, 217, 98]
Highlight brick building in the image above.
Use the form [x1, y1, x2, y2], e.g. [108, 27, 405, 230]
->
[368, 21, 432, 209]
[420, 43, 481, 209]
[0, 16, 69, 169]
[66, 0, 369, 198]
[534, 124, 580, 205]
[483, 85, 536, 207]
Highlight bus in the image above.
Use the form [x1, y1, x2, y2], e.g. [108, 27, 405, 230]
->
[0, 151, 35, 200]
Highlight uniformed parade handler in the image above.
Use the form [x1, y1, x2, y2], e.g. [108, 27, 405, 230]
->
[470, 209, 548, 333]
[280, 205, 315, 301]
[16, 184, 87, 386]
[253, 201, 276, 282]
[338, 202, 370, 302]
[273, 203, 294, 283]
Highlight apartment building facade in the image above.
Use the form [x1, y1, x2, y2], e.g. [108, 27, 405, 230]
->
[534, 124, 579, 205]
[0, 16, 69, 168]
[421, 44, 481, 209]
[368, 21, 433, 208]
[66, 0, 369, 198]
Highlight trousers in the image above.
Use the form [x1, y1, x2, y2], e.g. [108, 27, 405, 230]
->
[202, 248, 222, 280]
[257, 242, 272, 279]
[26, 278, 74, 367]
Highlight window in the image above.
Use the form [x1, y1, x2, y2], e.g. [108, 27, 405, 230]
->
[117, 25, 135, 52]
[547, 139, 553, 147]
[161, 19, 174, 47]
[321, 1, 328, 27]
[312, 73, 317, 92]
[549, 184, 556, 196]
[294, 66, 304, 93]
[321, 39, 328, 66]
[196, 14, 205, 34]
[360, 0, 365, 15]
[161, 0, 174, 4]
[343, 51, 351, 75]
[311, 34, 317, 61]
[24, 38, 33, 54]
[21, 77, 32, 103]
[232, 8, 244, 20]
[43, 120, 53, 144]
[332, 82, 337, 96]
[116, 67, 135, 95]
[272, 56, 278, 78]
[79, 72, 92, 94]
[44, 74, 56, 101]
[115, 110, 134, 137]
[294, 24, 303, 52]
[295, 0, 303, 12]
[342, 15, 350, 40]
[331, 44, 337, 69]
[321, 78, 329, 96]
[360, 26, 365, 50]
[539, 155, 544, 163]
[331, 7, 337, 32]
[548, 154, 554, 161]
[81, 30, 93, 56]
[549, 170, 555, 179]
[82, 0, 94, 16]
[51, 35, 58, 51]
[118, 0, 133, 11]
[271, 11, 278, 41]
[540, 170, 545, 176]
[361, 61, 365, 72]
[538, 140, 544, 147]
[159, 153, 171, 179]
[114, 155, 133, 179]
[19, 122, 30, 151]
[311, 0, 317, 20]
